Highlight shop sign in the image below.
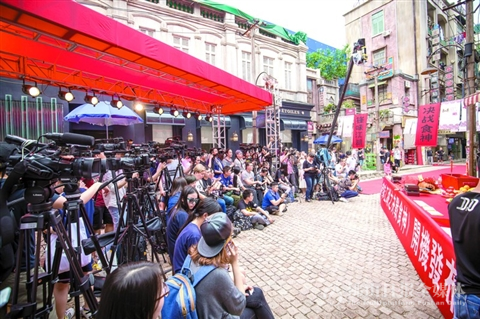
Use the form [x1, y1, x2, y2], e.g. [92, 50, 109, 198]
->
[307, 121, 313, 132]
[365, 57, 394, 81]
[438, 130, 452, 134]
[379, 130, 390, 138]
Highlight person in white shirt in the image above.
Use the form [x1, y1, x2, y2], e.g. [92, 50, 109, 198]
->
[393, 146, 402, 169]
[335, 159, 347, 179]
[345, 151, 357, 172]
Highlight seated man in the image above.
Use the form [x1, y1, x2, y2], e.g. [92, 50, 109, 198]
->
[218, 166, 240, 207]
[261, 182, 287, 215]
[238, 189, 274, 230]
[278, 173, 296, 203]
[336, 170, 360, 202]
[335, 158, 347, 179]
[241, 162, 263, 205]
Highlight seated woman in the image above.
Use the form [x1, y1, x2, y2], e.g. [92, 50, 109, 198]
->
[96, 261, 167, 319]
[188, 213, 274, 319]
[172, 198, 222, 274]
[166, 177, 187, 219]
[166, 186, 200, 264]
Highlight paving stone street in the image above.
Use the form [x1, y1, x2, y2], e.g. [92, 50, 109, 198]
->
[233, 193, 444, 319]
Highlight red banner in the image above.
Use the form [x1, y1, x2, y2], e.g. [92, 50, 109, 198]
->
[380, 179, 455, 319]
[415, 103, 440, 146]
[351, 113, 367, 149]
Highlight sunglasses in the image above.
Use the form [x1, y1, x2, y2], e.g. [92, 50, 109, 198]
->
[187, 198, 200, 203]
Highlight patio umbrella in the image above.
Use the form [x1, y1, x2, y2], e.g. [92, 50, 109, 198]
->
[313, 134, 343, 145]
[64, 101, 143, 138]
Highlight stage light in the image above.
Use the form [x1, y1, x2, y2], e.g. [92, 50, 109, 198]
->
[204, 114, 214, 122]
[153, 105, 164, 115]
[194, 112, 202, 121]
[58, 88, 74, 102]
[110, 94, 123, 109]
[22, 82, 41, 97]
[134, 101, 144, 111]
[84, 92, 99, 105]
[170, 108, 179, 117]
[182, 110, 191, 119]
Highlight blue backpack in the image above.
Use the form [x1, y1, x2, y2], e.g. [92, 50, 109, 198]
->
[161, 255, 215, 319]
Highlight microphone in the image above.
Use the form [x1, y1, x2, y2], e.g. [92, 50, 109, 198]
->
[5, 135, 46, 149]
[44, 133, 95, 146]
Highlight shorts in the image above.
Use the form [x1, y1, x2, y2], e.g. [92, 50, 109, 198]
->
[93, 205, 113, 230]
[58, 264, 93, 282]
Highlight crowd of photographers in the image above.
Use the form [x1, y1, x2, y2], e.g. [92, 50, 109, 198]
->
[0, 133, 366, 318]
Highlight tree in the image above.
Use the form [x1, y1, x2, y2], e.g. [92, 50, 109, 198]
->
[306, 45, 350, 81]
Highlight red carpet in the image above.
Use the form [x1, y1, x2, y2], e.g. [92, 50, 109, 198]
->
[360, 165, 467, 195]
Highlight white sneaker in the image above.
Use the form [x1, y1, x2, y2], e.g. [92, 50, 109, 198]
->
[64, 308, 74, 319]
[339, 197, 348, 203]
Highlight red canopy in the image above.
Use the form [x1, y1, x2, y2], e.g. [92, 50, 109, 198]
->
[0, 0, 271, 114]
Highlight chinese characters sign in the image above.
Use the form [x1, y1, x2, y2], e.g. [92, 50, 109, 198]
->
[352, 113, 367, 149]
[415, 103, 440, 147]
[380, 179, 455, 319]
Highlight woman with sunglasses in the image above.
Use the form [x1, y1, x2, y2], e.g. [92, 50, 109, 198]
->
[96, 261, 168, 319]
[172, 197, 222, 273]
[188, 213, 274, 319]
[166, 186, 200, 265]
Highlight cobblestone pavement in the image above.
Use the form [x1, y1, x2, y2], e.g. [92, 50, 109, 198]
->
[233, 194, 443, 319]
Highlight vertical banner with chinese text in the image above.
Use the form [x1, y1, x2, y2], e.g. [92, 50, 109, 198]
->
[352, 113, 367, 149]
[415, 103, 441, 146]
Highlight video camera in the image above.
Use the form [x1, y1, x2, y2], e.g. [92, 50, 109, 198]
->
[239, 143, 261, 153]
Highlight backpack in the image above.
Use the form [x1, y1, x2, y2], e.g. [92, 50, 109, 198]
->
[161, 255, 215, 319]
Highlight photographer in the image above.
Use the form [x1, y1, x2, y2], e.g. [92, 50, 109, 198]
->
[336, 170, 360, 202]
[261, 183, 287, 215]
[193, 166, 227, 213]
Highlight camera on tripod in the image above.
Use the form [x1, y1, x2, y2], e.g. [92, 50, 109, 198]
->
[95, 137, 126, 152]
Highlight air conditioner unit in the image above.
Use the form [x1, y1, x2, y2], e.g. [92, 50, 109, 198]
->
[382, 30, 391, 38]
[404, 81, 411, 89]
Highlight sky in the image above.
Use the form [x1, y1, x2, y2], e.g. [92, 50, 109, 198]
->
[215, 0, 358, 48]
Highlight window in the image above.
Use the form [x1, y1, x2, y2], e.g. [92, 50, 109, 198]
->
[241, 51, 251, 82]
[284, 62, 292, 90]
[139, 28, 154, 37]
[371, 83, 388, 104]
[307, 79, 314, 92]
[372, 48, 386, 67]
[173, 36, 189, 53]
[263, 56, 274, 76]
[205, 43, 216, 65]
[372, 11, 384, 36]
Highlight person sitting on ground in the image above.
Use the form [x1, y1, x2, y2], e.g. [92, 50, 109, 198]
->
[233, 150, 245, 171]
[335, 158, 347, 179]
[172, 198, 221, 274]
[219, 166, 241, 207]
[232, 166, 246, 194]
[241, 162, 263, 206]
[238, 189, 274, 230]
[261, 182, 287, 215]
[166, 186, 200, 264]
[257, 167, 273, 191]
[278, 173, 296, 203]
[193, 165, 227, 213]
[96, 261, 167, 319]
[336, 170, 360, 202]
[188, 213, 274, 319]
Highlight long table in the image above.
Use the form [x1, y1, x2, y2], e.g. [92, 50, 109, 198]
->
[380, 178, 455, 319]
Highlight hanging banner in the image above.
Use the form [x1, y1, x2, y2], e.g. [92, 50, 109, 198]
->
[351, 113, 367, 149]
[439, 100, 461, 132]
[415, 103, 440, 147]
[341, 115, 354, 138]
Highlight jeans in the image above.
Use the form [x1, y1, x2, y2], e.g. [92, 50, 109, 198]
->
[341, 190, 358, 198]
[107, 206, 120, 231]
[240, 287, 275, 319]
[454, 292, 480, 319]
[222, 194, 234, 206]
[305, 175, 313, 200]
[216, 198, 226, 213]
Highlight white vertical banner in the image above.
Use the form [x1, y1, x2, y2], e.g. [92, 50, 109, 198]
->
[336, 117, 344, 137]
[342, 115, 354, 138]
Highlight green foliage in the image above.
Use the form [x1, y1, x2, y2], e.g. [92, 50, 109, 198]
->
[324, 103, 336, 113]
[306, 45, 350, 81]
[341, 99, 355, 109]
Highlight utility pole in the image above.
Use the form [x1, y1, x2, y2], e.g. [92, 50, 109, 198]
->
[374, 74, 381, 171]
[465, 0, 476, 176]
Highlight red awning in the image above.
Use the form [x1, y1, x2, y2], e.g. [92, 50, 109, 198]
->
[463, 91, 480, 107]
[0, 0, 271, 114]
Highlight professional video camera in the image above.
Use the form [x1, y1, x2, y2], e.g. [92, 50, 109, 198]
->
[94, 137, 126, 152]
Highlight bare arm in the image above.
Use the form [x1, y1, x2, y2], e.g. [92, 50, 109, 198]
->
[53, 182, 102, 209]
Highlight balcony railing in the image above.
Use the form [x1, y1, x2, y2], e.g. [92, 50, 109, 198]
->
[166, 0, 194, 13]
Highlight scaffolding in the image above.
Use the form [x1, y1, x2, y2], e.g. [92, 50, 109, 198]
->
[265, 88, 282, 169]
[211, 105, 227, 150]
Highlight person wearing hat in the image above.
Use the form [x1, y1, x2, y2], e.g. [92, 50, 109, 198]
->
[188, 213, 274, 319]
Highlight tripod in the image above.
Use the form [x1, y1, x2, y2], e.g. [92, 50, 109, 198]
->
[107, 171, 166, 279]
[9, 181, 98, 319]
[315, 166, 338, 204]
